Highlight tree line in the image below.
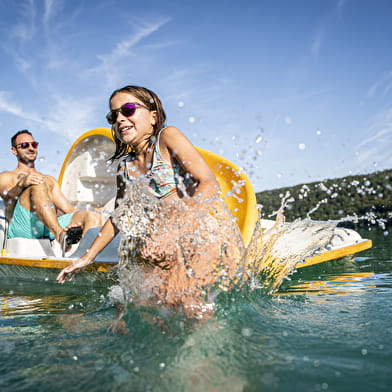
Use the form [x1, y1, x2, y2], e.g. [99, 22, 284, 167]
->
[255, 169, 392, 227]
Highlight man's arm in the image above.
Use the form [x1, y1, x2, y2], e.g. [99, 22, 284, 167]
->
[0, 171, 45, 202]
[0, 172, 19, 201]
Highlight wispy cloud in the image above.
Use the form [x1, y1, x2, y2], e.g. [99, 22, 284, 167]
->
[9, 0, 36, 43]
[43, 0, 58, 27]
[0, 90, 98, 140]
[0, 91, 47, 125]
[355, 105, 392, 170]
[311, 0, 348, 58]
[94, 17, 171, 68]
[367, 70, 392, 98]
[78, 16, 172, 89]
[336, 0, 349, 17]
[311, 26, 325, 57]
[0, 5, 176, 142]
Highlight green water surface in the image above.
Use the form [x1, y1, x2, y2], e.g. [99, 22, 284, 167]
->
[0, 228, 391, 392]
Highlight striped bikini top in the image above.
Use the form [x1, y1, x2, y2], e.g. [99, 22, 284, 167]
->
[121, 128, 181, 199]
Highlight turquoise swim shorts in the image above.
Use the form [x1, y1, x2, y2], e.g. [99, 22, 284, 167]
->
[8, 200, 74, 240]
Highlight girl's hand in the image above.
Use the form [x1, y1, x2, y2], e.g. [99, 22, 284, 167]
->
[56, 257, 92, 283]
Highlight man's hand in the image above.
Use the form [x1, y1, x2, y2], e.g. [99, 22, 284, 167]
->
[19, 172, 45, 187]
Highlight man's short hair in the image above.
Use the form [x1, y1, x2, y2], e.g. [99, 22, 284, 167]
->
[11, 130, 33, 147]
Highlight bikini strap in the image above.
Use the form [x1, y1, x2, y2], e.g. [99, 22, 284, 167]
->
[152, 127, 166, 163]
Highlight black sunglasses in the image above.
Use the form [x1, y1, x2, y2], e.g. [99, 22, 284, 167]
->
[15, 141, 39, 149]
[106, 102, 150, 125]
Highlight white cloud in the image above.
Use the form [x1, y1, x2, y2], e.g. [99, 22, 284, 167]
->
[43, 0, 59, 27]
[0, 90, 98, 140]
[0, 91, 47, 124]
[355, 105, 392, 170]
[79, 17, 172, 89]
[367, 70, 392, 98]
[336, 0, 349, 16]
[311, 26, 326, 57]
[96, 18, 171, 67]
[9, 0, 36, 43]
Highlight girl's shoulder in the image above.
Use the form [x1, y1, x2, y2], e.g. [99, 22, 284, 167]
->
[159, 126, 182, 138]
[158, 126, 187, 148]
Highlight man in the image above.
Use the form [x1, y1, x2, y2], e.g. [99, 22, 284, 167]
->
[0, 130, 101, 245]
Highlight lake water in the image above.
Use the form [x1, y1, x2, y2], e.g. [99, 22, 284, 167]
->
[0, 227, 391, 392]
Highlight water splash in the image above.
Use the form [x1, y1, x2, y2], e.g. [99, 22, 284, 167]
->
[111, 179, 245, 321]
[110, 180, 338, 322]
[245, 196, 336, 294]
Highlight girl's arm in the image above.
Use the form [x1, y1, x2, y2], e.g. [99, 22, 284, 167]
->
[56, 217, 119, 283]
[161, 126, 220, 200]
[56, 170, 125, 283]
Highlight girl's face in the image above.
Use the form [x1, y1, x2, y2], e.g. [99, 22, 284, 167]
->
[110, 92, 157, 148]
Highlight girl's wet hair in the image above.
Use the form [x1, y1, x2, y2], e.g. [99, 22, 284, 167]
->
[109, 85, 167, 160]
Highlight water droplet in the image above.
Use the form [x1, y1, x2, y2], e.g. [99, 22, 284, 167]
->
[241, 328, 252, 337]
[284, 116, 292, 125]
[255, 135, 263, 143]
[188, 116, 196, 123]
[298, 143, 306, 150]
[39, 156, 45, 162]
[178, 101, 184, 108]
[316, 129, 322, 135]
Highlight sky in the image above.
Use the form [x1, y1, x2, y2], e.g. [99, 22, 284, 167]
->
[0, 0, 391, 192]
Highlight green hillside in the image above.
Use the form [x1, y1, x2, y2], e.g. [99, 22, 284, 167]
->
[256, 169, 392, 227]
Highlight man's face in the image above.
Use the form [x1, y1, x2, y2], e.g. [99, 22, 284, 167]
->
[12, 133, 38, 164]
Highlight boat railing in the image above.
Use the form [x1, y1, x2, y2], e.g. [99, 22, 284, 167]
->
[0, 215, 8, 256]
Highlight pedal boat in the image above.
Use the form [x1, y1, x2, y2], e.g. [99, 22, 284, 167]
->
[0, 128, 372, 282]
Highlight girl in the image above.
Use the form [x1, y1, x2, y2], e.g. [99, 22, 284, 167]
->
[57, 85, 244, 320]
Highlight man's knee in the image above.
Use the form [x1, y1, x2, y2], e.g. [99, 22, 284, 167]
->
[72, 209, 102, 227]
[18, 183, 46, 210]
[19, 183, 53, 212]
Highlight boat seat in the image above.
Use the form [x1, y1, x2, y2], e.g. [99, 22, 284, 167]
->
[6, 237, 56, 258]
[69, 226, 120, 262]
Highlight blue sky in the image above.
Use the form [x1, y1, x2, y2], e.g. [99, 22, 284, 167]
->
[0, 0, 391, 192]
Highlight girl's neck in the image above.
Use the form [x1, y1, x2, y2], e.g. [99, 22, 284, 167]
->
[129, 137, 154, 159]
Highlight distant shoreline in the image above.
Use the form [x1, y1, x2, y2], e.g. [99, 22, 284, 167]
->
[256, 168, 392, 227]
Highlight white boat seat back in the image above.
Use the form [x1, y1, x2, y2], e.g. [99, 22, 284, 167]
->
[60, 134, 117, 208]
[6, 238, 56, 258]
